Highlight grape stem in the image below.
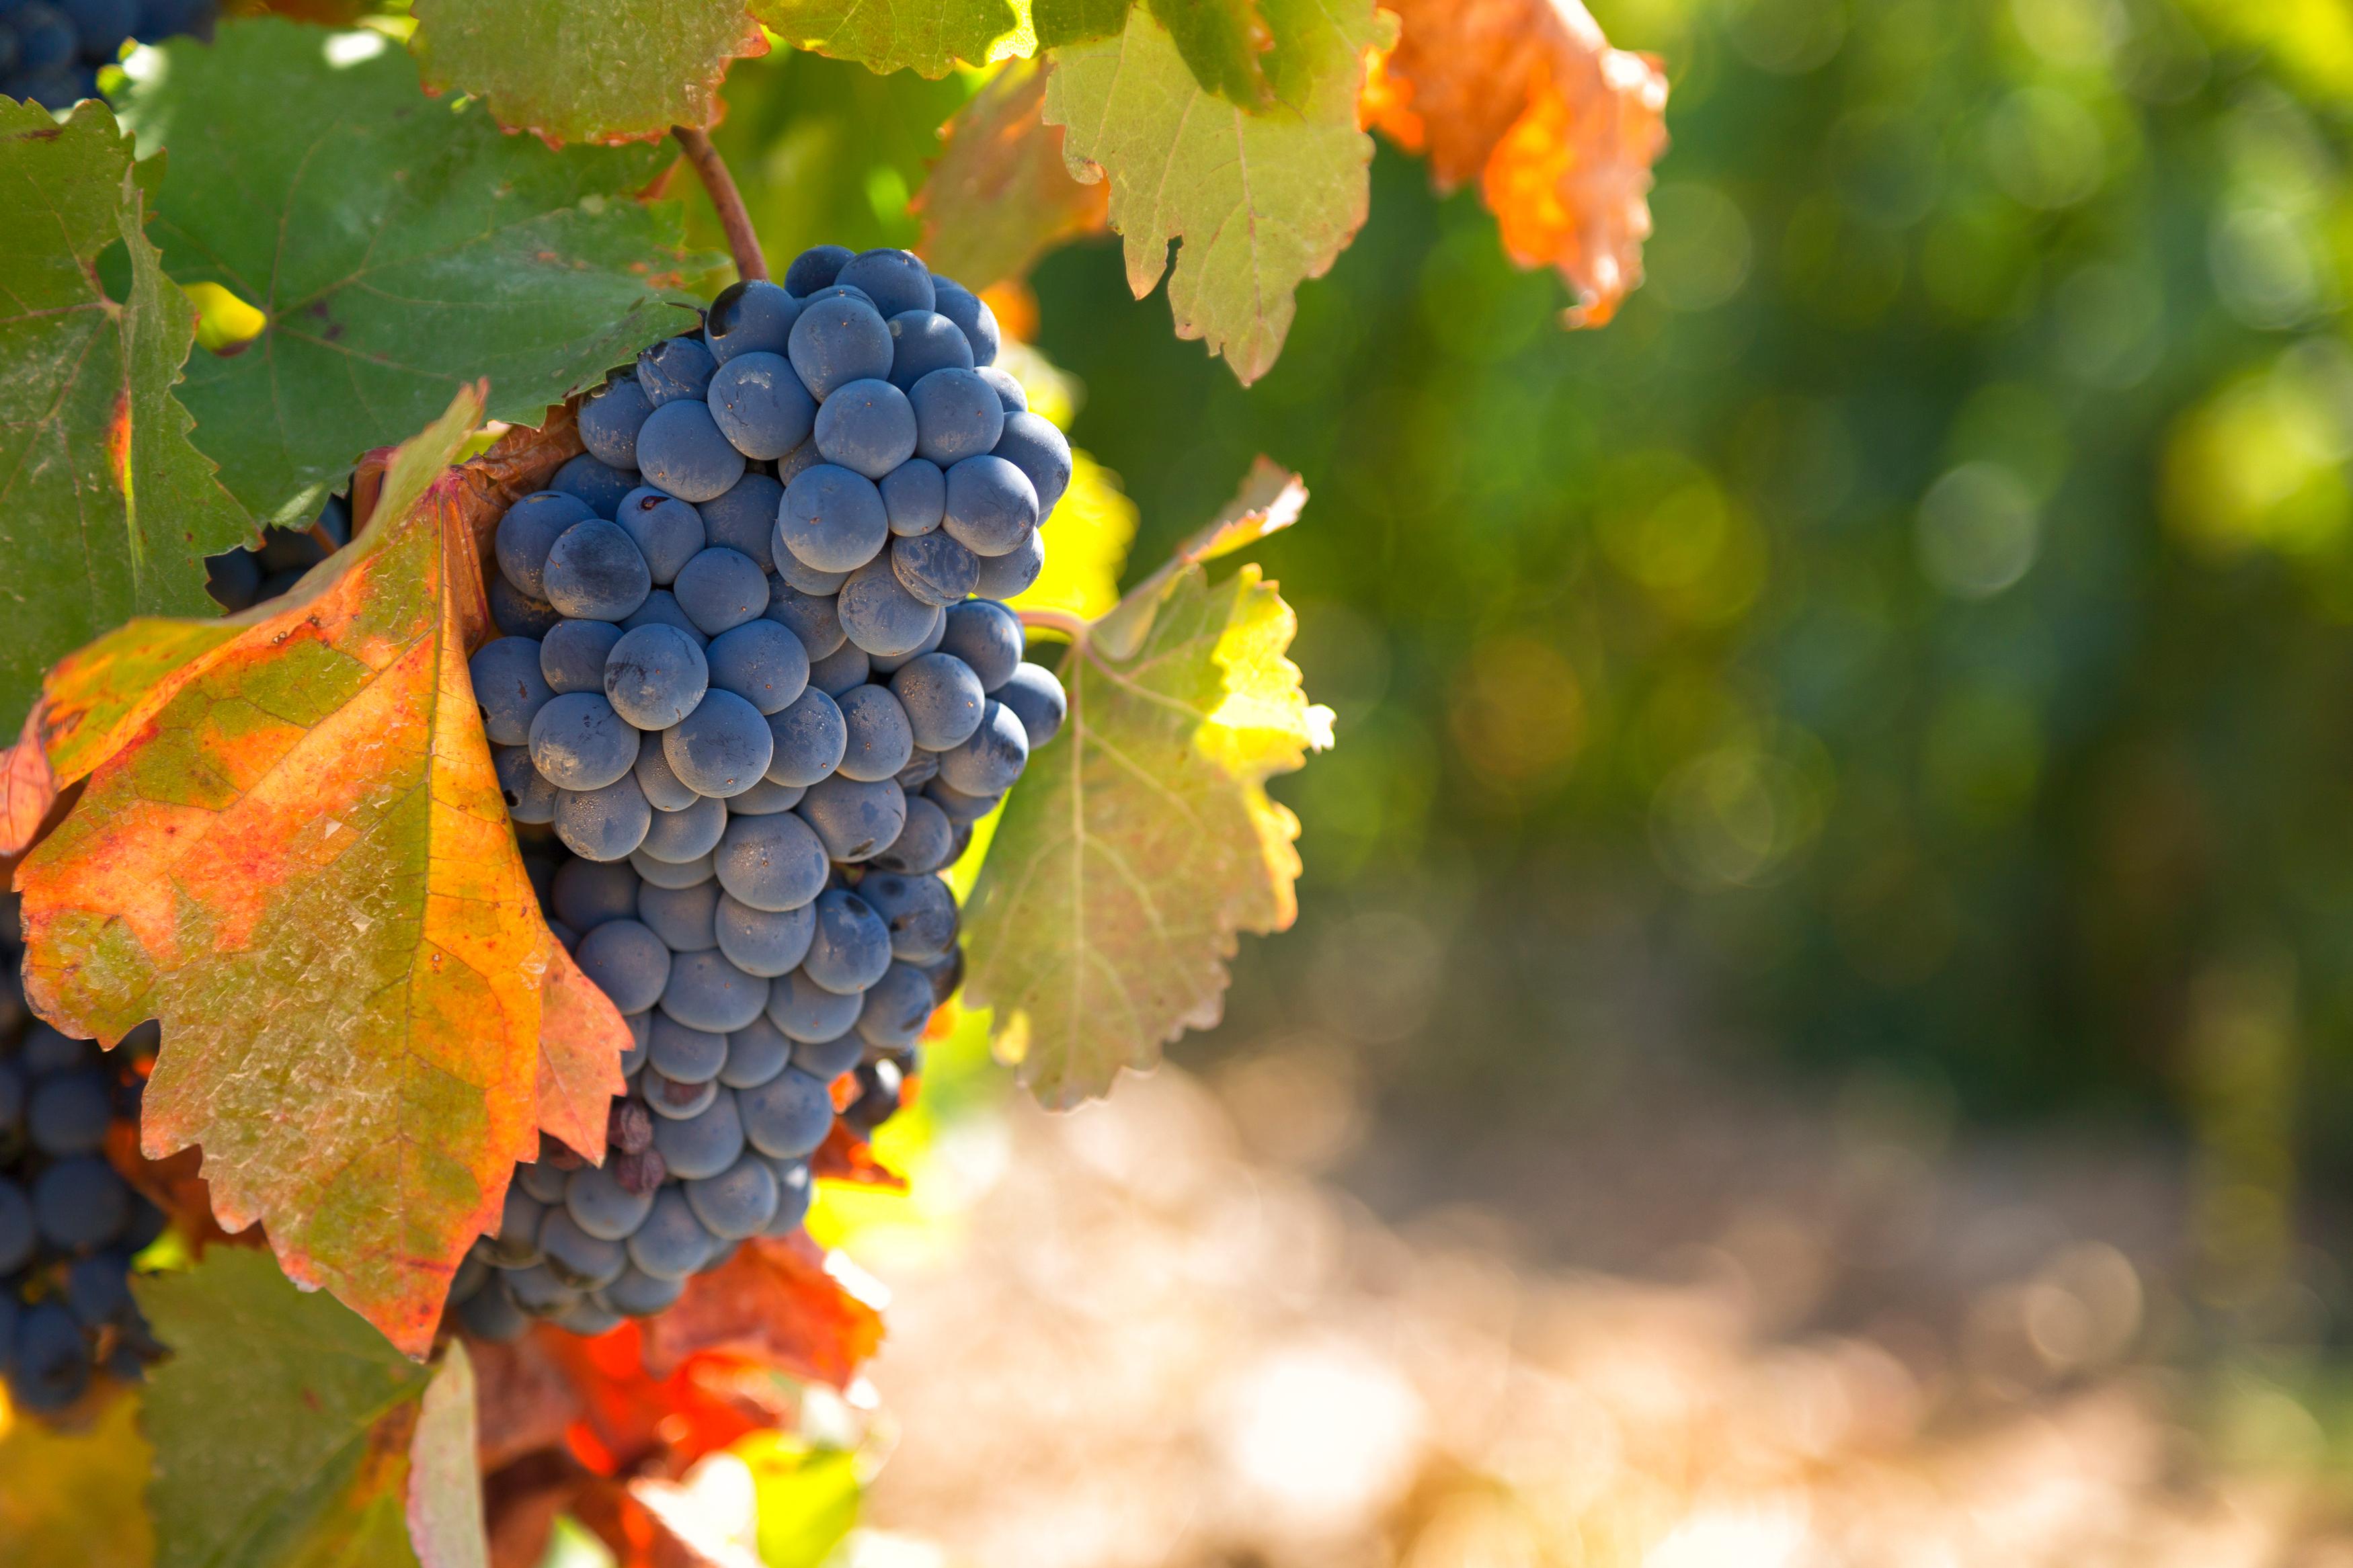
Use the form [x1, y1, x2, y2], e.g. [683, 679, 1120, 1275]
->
[672, 125, 768, 283]
[1016, 607, 1090, 646]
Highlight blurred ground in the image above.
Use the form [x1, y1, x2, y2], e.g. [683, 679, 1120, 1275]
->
[841, 1044, 2353, 1567]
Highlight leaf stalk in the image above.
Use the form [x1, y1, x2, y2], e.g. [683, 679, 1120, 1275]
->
[671, 125, 768, 283]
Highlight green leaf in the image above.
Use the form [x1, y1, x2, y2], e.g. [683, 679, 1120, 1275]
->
[117, 19, 708, 523]
[912, 58, 1105, 290]
[962, 463, 1332, 1106]
[743, 1438, 861, 1568]
[1144, 0, 1275, 107]
[409, 0, 769, 147]
[0, 99, 249, 737]
[1032, 0, 1125, 48]
[752, 0, 1023, 79]
[1042, 0, 1390, 383]
[138, 1249, 434, 1568]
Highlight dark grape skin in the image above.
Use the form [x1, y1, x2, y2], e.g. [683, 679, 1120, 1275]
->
[719, 895, 817, 979]
[791, 1030, 867, 1081]
[942, 454, 1039, 557]
[813, 378, 918, 481]
[495, 491, 596, 597]
[622, 589, 709, 648]
[799, 774, 908, 863]
[33, 1157, 130, 1252]
[637, 335, 718, 406]
[767, 583, 848, 659]
[556, 767, 650, 868]
[729, 778, 805, 815]
[775, 549, 850, 595]
[564, 1163, 655, 1243]
[541, 618, 625, 696]
[637, 878, 720, 952]
[722, 1017, 795, 1089]
[636, 729, 701, 811]
[996, 661, 1068, 748]
[705, 279, 804, 363]
[779, 464, 890, 574]
[881, 458, 946, 537]
[699, 472, 785, 571]
[614, 487, 708, 584]
[530, 692, 639, 792]
[637, 400, 748, 504]
[649, 1014, 730, 1084]
[602, 1267, 686, 1317]
[870, 794, 956, 875]
[707, 352, 817, 461]
[706, 619, 810, 715]
[633, 849, 715, 890]
[765, 1160, 817, 1235]
[0, 1180, 36, 1275]
[995, 411, 1074, 515]
[544, 520, 653, 622]
[686, 1154, 779, 1240]
[516, 1161, 571, 1205]
[764, 687, 848, 787]
[11, 1303, 91, 1411]
[836, 684, 915, 783]
[809, 641, 871, 697]
[801, 888, 894, 994]
[855, 960, 937, 1051]
[837, 249, 936, 319]
[714, 811, 830, 913]
[674, 547, 772, 636]
[927, 778, 1000, 826]
[767, 970, 865, 1044]
[641, 1067, 719, 1121]
[788, 296, 895, 400]
[973, 528, 1045, 600]
[470, 636, 554, 746]
[891, 530, 980, 608]
[856, 870, 959, 961]
[651, 1090, 745, 1180]
[551, 454, 639, 517]
[539, 1209, 628, 1290]
[871, 614, 947, 674]
[939, 600, 1026, 692]
[662, 950, 772, 1033]
[939, 700, 1031, 796]
[664, 689, 774, 798]
[603, 622, 709, 731]
[627, 1188, 715, 1280]
[887, 311, 974, 392]
[573, 919, 671, 1014]
[491, 577, 564, 638]
[579, 376, 655, 468]
[735, 1067, 837, 1160]
[909, 368, 1005, 466]
[783, 244, 854, 296]
[640, 792, 727, 864]
[891, 652, 987, 751]
[933, 278, 1002, 366]
[838, 559, 941, 659]
[975, 364, 1027, 414]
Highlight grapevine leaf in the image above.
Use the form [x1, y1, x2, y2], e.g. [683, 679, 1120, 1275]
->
[407, 1342, 491, 1568]
[1364, 0, 1669, 325]
[1142, 0, 1275, 107]
[1032, 0, 1126, 49]
[1006, 448, 1138, 621]
[138, 1248, 435, 1568]
[0, 98, 251, 737]
[810, 1120, 905, 1189]
[639, 1235, 887, 1384]
[409, 0, 770, 148]
[0, 1395, 154, 1568]
[963, 463, 1332, 1106]
[17, 387, 631, 1358]
[117, 19, 707, 523]
[752, 0, 1021, 79]
[913, 58, 1107, 290]
[1043, 0, 1392, 384]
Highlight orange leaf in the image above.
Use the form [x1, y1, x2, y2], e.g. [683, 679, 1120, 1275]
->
[811, 1120, 906, 1191]
[534, 1321, 778, 1478]
[639, 1235, 885, 1389]
[15, 387, 629, 1356]
[914, 58, 1111, 291]
[1366, 0, 1668, 325]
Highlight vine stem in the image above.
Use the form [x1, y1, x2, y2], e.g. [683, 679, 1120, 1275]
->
[1017, 606, 1091, 648]
[672, 125, 768, 283]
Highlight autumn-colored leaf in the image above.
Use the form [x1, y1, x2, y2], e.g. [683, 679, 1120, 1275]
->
[17, 387, 629, 1358]
[639, 1235, 886, 1387]
[0, 1395, 154, 1568]
[532, 1323, 779, 1477]
[410, 0, 770, 147]
[1043, 0, 1393, 383]
[963, 461, 1332, 1105]
[1365, 0, 1669, 325]
[469, 1332, 589, 1475]
[914, 60, 1109, 291]
[810, 1120, 907, 1190]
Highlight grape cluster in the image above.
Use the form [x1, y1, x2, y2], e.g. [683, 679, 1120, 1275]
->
[0, 901, 167, 1412]
[2, 0, 214, 109]
[446, 247, 1069, 1339]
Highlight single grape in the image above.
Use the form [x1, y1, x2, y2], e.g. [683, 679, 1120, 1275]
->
[767, 583, 847, 660]
[491, 577, 563, 638]
[996, 661, 1067, 748]
[994, 411, 1073, 517]
[790, 1030, 867, 1081]
[926, 778, 1000, 825]
[699, 472, 785, 571]
[529, 692, 639, 791]
[839, 559, 941, 658]
[0, 1180, 35, 1275]
[640, 792, 727, 864]
[729, 778, 805, 815]
[662, 950, 771, 1033]
[943, 454, 1038, 556]
[496, 491, 596, 597]
[765, 688, 848, 786]
[641, 1067, 719, 1121]
[551, 454, 639, 517]
[799, 774, 907, 863]
[637, 400, 747, 503]
[939, 600, 1025, 691]
[564, 1164, 655, 1242]
[887, 310, 975, 393]
[890, 651, 986, 750]
[664, 689, 774, 798]
[579, 376, 654, 468]
[908, 367, 1005, 466]
[674, 546, 772, 636]
[932, 278, 1002, 366]
[705, 619, 810, 716]
[779, 464, 889, 574]
[766, 1159, 817, 1234]
[649, 1014, 731, 1084]
[870, 613, 947, 674]
[631, 850, 715, 890]
[775, 551, 850, 595]
[836, 249, 936, 319]
[891, 530, 980, 608]
[975, 364, 1027, 413]
[721, 1016, 795, 1089]
[627, 1188, 716, 1280]
[809, 641, 872, 696]
[32, 1156, 129, 1251]
[813, 377, 918, 480]
[783, 244, 854, 296]
[972, 527, 1044, 600]
[636, 880, 719, 954]
[714, 811, 830, 913]
[544, 520, 653, 622]
[767, 971, 865, 1044]
[707, 351, 817, 460]
[687, 1154, 779, 1240]
[635, 728, 701, 811]
[494, 744, 560, 825]
[516, 1161, 571, 1205]
[458, 1282, 530, 1342]
[11, 1303, 90, 1411]
[573, 919, 671, 1014]
[638, 335, 718, 406]
[539, 1208, 627, 1290]
[736, 1067, 836, 1160]
[836, 684, 915, 782]
[614, 487, 708, 584]
[871, 794, 955, 874]
[541, 618, 625, 696]
[856, 960, 937, 1051]
[621, 588, 709, 647]
[939, 700, 1031, 796]
[603, 622, 709, 730]
[553, 857, 639, 930]
[880, 457, 946, 537]
[602, 1266, 687, 1316]
[857, 870, 959, 961]
[801, 888, 893, 994]
[705, 279, 804, 364]
[788, 296, 895, 400]
[652, 1089, 745, 1180]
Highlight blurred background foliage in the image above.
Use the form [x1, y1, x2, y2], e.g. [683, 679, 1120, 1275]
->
[711, 0, 2353, 1184]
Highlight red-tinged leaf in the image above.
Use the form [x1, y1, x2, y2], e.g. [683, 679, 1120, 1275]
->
[1364, 0, 1669, 326]
[534, 1323, 776, 1477]
[811, 1120, 908, 1190]
[469, 1333, 590, 1474]
[639, 1236, 886, 1388]
[17, 388, 629, 1358]
[409, 1341, 493, 1568]
[0, 705, 56, 856]
[914, 58, 1111, 290]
